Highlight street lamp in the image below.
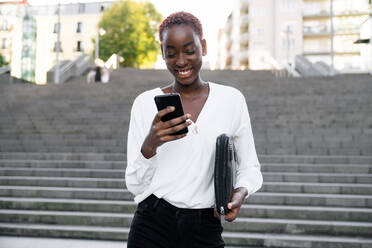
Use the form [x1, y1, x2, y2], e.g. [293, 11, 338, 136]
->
[54, 1, 61, 84]
[330, 0, 334, 75]
[95, 28, 106, 59]
[369, 0, 372, 74]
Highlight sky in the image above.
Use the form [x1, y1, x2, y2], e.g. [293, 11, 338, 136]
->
[26, 0, 234, 68]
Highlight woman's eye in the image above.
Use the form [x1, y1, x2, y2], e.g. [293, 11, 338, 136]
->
[167, 53, 175, 58]
[186, 50, 195, 55]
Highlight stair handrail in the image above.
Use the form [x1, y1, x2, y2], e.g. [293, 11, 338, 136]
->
[104, 54, 124, 70]
[0, 65, 10, 75]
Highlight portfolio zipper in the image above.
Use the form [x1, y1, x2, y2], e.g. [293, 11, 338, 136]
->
[220, 206, 225, 225]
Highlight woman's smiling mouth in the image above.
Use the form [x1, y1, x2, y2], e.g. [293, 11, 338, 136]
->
[176, 68, 193, 78]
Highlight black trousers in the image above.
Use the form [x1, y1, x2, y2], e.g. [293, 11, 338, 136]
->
[127, 194, 225, 248]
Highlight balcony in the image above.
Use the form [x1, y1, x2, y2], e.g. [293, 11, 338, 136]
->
[240, 14, 249, 23]
[303, 9, 330, 19]
[240, 4, 249, 16]
[303, 9, 369, 19]
[240, 41, 249, 51]
[303, 50, 360, 56]
[225, 19, 233, 37]
[240, 33, 249, 42]
[303, 26, 361, 37]
[225, 40, 233, 52]
[240, 22, 249, 34]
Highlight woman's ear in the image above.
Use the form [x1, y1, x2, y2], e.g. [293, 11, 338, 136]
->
[161, 44, 165, 59]
[201, 39, 207, 56]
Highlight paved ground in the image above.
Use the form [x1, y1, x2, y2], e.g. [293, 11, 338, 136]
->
[0, 236, 127, 248]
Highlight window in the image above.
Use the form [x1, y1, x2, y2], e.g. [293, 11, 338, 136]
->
[240, 23, 249, 33]
[1, 38, 7, 49]
[53, 23, 61, 33]
[282, 38, 296, 49]
[76, 41, 83, 52]
[252, 8, 266, 17]
[253, 42, 265, 50]
[280, 0, 297, 12]
[252, 28, 264, 36]
[240, 58, 249, 68]
[1, 20, 9, 31]
[78, 3, 85, 14]
[240, 40, 249, 50]
[53, 41, 62, 52]
[240, 4, 249, 15]
[76, 22, 82, 33]
[225, 56, 232, 67]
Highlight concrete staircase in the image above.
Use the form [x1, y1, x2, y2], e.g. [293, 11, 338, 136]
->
[1, 69, 372, 247]
[0, 153, 371, 247]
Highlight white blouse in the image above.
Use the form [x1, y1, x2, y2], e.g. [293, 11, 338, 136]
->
[126, 82, 263, 209]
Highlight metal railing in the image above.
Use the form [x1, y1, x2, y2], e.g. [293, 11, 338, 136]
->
[0, 65, 10, 75]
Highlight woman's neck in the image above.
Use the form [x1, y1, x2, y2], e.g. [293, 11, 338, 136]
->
[173, 77, 206, 97]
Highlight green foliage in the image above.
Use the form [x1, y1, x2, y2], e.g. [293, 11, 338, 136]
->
[0, 53, 8, 67]
[96, 0, 162, 68]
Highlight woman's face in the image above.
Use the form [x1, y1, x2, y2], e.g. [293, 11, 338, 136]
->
[161, 24, 207, 86]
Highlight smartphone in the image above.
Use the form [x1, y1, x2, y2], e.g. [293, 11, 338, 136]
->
[154, 93, 188, 135]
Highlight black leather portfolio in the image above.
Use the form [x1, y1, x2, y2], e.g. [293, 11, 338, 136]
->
[214, 134, 237, 224]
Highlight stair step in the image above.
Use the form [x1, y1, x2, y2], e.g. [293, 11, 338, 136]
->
[0, 168, 124, 178]
[2, 177, 371, 195]
[259, 155, 372, 165]
[263, 172, 372, 183]
[0, 186, 133, 200]
[261, 182, 372, 195]
[239, 204, 372, 222]
[2, 159, 372, 173]
[225, 217, 372, 236]
[0, 197, 137, 213]
[248, 192, 372, 207]
[1, 186, 371, 207]
[0, 236, 127, 248]
[0, 159, 126, 169]
[1, 210, 371, 237]
[1, 197, 371, 222]
[223, 231, 372, 247]
[261, 163, 372, 173]
[2, 168, 371, 184]
[0, 222, 130, 240]
[1, 153, 371, 164]
[0, 153, 125, 161]
[1, 222, 372, 247]
[0, 176, 125, 188]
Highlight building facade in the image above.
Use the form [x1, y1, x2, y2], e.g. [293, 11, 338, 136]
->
[217, 0, 370, 72]
[217, 0, 303, 70]
[0, 1, 113, 84]
[303, 0, 369, 72]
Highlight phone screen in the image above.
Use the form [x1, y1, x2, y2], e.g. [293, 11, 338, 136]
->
[154, 93, 188, 135]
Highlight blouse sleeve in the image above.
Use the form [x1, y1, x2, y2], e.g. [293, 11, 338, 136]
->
[232, 92, 263, 196]
[125, 95, 157, 196]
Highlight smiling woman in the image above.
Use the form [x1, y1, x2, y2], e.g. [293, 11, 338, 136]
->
[125, 11, 263, 248]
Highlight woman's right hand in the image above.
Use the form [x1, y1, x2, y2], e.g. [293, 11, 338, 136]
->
[141, 106, 192, 159]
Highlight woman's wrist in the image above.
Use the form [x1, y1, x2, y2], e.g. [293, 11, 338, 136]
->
[141, 142, 157, 159]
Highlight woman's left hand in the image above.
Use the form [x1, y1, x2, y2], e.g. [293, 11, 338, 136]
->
[214, 187, 248, 222]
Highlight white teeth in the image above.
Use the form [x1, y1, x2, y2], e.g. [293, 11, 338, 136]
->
[178, 69, 191, 75]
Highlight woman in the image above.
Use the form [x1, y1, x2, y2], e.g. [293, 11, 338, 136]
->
[126, 12, 263, 248]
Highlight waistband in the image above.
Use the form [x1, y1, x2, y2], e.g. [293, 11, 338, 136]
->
[142, 194, 215, 217]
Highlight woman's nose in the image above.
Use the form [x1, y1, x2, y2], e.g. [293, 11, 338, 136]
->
[176, 53, 187, 66]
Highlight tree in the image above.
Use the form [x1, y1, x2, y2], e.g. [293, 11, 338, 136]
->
[96, 0, 162, 68]
[0, 54, 8, 67]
